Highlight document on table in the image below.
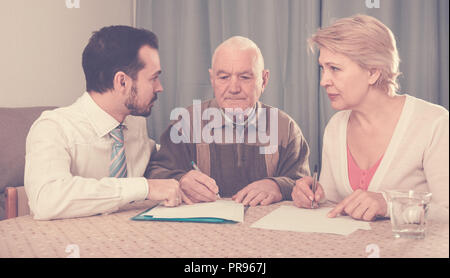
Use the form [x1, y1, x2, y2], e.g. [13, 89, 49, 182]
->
[133, 200, 244, 223]
[250, 206, 371, 236]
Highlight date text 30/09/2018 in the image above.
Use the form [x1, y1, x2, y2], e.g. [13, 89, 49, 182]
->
[184, 262, 266, 275]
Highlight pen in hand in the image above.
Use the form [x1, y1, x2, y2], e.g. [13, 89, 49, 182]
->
[191, 161, 221, 199]
[311, 165, 318, 208]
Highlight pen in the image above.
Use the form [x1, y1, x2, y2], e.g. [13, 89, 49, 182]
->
[311, 165, 318, 208]
[191, 161, 220, 199]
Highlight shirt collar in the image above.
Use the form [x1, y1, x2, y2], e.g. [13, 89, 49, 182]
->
[80, 92, 126, 138]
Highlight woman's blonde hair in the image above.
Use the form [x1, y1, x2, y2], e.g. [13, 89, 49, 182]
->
[308, 14, 401, 96]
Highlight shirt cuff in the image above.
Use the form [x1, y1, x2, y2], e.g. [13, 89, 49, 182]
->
[120, 177, 149, 204]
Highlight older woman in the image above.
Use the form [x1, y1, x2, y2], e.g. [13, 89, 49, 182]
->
[292, 14, 448, 222]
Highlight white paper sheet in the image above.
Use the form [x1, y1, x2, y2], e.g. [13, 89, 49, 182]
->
[142, 200, 244, 222]
[250, 206, 371, 236]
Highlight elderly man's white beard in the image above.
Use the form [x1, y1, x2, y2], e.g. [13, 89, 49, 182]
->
[220, 104, 257, 126]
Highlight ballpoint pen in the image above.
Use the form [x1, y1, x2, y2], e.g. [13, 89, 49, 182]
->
[191, 161, 220, 199]
[311, 165, 318, 208]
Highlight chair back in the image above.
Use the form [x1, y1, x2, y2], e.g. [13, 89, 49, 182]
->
[0, 106, 56, 220]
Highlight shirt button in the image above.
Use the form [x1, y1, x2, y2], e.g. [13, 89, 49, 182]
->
[362, 172, 366, 176]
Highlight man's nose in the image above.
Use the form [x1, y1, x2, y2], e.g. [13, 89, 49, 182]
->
[229, 76, 241, 94]
[155, 79, 163, 93]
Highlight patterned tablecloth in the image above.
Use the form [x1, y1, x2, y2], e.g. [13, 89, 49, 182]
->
[0, 200, 448, 258]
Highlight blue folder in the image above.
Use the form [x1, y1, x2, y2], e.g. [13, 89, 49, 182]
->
[131, 206, 237, 223]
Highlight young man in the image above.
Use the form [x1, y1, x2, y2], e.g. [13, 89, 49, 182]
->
[25, 26, 183, 220]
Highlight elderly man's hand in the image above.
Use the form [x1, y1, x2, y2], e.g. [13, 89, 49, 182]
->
[179, 170, 219, 204]
[232, 179, 282, 206]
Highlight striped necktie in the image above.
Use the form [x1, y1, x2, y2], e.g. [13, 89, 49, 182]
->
[109, 125, 128, 178]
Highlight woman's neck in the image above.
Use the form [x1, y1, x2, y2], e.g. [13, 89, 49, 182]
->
[350, 90, 405, 131]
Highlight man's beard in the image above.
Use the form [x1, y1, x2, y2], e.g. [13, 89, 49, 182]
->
[125, 84, 152, 117]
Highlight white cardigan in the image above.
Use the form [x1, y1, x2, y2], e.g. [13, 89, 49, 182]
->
[320, 94, 449, 222]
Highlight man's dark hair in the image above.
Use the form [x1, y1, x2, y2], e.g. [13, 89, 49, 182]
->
[82, 25, 158, 93]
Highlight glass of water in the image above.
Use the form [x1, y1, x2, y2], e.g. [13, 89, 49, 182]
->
[386, 190, 432, 239]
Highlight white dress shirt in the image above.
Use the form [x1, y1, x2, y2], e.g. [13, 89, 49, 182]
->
[25, 92, 155, 220]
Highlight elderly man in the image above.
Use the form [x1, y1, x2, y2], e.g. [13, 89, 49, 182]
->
[147, 36, 310, 206]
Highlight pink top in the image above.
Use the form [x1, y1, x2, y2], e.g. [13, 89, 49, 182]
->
[347, 146, 383, 191]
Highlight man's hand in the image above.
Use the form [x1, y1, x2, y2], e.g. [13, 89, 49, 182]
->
[292, 176, 325, 209]
[232, 179, 282, 206]
[179, 170, 219, 204]
[327, 189, 387, 221]
[146, 179, 183, 207]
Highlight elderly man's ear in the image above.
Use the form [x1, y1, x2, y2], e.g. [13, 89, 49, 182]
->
[261, 69, 270, 91]
[209, 68, 213, 84]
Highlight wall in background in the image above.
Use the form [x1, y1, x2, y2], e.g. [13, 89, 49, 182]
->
[0, 0, 134, 108]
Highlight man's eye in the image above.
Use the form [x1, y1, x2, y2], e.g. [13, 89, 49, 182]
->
[240, 76, 251, 80]
[331, 66, 340, 71]
[218, 76, 229, 80]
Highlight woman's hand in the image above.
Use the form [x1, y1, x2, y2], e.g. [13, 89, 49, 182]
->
[292, 176, 325, 209]
[327, 189, 387, 221]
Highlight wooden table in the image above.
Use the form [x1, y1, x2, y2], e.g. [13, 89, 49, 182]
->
[0, 200, 448, 258]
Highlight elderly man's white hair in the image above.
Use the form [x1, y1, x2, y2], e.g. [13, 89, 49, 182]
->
[211, 36, 265, 71]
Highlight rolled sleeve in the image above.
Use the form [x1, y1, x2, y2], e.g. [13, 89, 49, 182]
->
[265, 177, 295, 200]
